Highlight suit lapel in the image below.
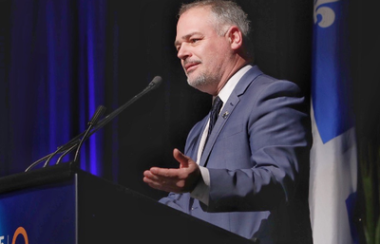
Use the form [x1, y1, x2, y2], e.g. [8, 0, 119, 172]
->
[199, 66, 263, 167]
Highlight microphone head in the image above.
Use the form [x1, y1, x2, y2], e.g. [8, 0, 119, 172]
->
[149, 76, 163, 89]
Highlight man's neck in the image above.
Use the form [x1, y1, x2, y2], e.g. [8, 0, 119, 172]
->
[213, 58, 249, 96]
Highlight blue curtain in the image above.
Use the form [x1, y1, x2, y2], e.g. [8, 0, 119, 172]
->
[0, 0, 113, 177]
[0, 0, 199, 196]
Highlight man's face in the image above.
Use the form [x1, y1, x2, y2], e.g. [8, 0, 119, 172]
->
[175, 7, 232, 94]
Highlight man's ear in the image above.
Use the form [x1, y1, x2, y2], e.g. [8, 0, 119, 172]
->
[226, 26, 243, 50]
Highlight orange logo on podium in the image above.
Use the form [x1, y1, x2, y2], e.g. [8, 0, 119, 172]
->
[11, 227, 28, 244]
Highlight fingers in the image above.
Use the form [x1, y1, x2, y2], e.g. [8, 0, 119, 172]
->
[143, 168, 187, 193]
[150, 167, 179, 177]
[144, 168, 180, 182]
[144, 167, 188, 184]
[173, 148, 190, 168]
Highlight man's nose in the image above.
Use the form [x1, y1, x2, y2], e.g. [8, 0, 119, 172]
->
[177, 43, 191, 60]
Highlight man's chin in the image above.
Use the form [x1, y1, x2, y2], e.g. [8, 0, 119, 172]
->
[187, 77, 203, 89]
[187, 71, 213, 89]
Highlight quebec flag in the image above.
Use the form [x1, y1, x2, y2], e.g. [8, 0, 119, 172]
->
[309, 0, 358, 244]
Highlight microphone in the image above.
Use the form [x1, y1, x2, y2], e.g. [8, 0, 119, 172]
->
[72, 105, 107, 165]
[24, 76, 163, 172]
[73, 75, 163, 145]
[92, 76, 163, 130]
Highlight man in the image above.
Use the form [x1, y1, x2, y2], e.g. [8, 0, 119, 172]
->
[143, 1, 312, 243]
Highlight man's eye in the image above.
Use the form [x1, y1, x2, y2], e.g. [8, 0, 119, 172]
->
[190, 39, 200, 43]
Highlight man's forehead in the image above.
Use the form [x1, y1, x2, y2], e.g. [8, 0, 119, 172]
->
[175, 10, 216, 38]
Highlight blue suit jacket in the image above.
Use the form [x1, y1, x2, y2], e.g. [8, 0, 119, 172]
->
[160, 66, 312, 244]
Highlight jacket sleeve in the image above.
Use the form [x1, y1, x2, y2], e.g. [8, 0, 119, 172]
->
[158, 192, 189, 213]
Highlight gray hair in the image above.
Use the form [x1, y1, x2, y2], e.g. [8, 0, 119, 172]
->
[178, 0, 251, 38]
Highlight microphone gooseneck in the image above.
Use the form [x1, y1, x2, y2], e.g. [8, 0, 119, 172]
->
[73, 105, 107, 165]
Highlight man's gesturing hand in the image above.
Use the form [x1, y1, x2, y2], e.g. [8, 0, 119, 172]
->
[143, 148, 201, 193]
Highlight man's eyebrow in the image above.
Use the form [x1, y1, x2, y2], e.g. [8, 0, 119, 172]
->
[174, 32, 202, 47]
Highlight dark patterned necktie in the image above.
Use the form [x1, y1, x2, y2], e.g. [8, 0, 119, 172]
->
[204, 96, 223, 149]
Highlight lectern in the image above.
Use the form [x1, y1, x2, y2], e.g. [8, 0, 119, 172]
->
[0, 163, 253, 243]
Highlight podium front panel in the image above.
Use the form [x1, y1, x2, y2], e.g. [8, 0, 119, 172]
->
[0, 179, 76, 244]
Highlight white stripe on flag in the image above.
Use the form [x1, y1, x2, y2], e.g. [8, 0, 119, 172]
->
[309, 104, 357, 244]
